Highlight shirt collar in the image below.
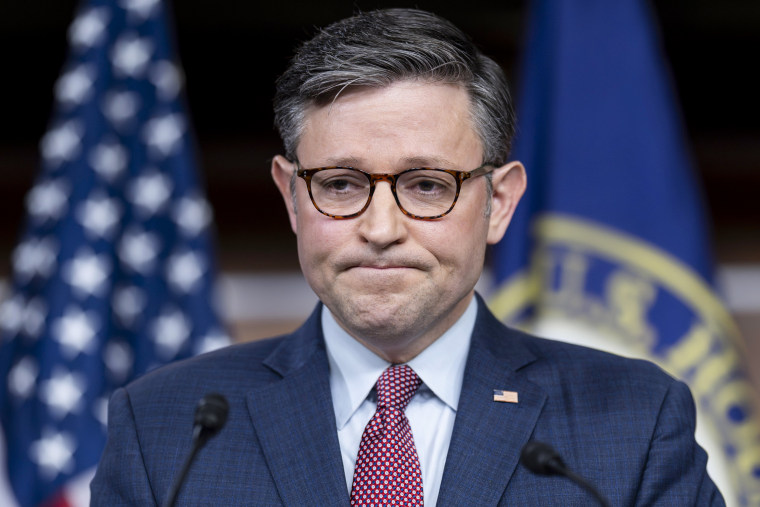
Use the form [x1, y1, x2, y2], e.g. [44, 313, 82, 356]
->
[323, 297, 477, 429]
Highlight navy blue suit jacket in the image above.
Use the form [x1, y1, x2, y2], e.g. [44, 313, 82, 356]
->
[91, 300, 724, 505]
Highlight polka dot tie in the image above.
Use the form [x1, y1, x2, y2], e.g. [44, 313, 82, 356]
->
[350, 364, 424, 506]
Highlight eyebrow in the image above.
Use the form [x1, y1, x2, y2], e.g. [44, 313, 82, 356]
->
[402, 156, 458, 168]
[320, 156, 459, 170]
[323, 156, 363, 167]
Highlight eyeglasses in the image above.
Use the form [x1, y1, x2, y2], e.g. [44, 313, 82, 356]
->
[295, 163, 494, 220]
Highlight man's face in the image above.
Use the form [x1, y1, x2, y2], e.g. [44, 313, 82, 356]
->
[272, 81, 524, 362]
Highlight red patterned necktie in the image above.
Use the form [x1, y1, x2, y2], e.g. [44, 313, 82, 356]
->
[350, 364, 424, 506]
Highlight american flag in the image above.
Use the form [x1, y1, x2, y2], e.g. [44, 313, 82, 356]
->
[0, 0, 229, 505]
[492, 390, 518, 404]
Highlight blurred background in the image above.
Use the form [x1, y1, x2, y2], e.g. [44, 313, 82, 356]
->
[0, 1, 759, 505]
[1, 0, 757, 369]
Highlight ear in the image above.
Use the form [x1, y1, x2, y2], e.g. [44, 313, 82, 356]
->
[486, 161, 527, 244]
[271, 155, 298, 234]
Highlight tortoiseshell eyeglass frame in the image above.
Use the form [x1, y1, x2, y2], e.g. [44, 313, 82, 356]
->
[294, 162, 495, 220]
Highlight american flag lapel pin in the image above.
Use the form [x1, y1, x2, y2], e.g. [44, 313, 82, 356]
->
[493, 389, 519, 403]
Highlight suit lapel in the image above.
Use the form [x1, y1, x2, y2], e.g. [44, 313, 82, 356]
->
[437, 303, 547, 506]
[246, 308, 348, 506]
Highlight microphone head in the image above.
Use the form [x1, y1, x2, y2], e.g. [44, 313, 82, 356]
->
[520, 440, 566, 475]
[194, 393, 229, 432]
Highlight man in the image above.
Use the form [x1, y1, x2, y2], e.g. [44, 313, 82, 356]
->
[91, 8, 723, 506]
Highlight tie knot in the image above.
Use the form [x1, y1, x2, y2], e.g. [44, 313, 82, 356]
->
[376, 364, 421, 410]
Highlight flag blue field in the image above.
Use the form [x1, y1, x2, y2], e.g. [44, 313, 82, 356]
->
[489, 0, 760, 503]
[0, 1, 228, 505]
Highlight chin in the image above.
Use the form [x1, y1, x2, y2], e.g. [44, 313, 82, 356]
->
[333, 291, 424, 333]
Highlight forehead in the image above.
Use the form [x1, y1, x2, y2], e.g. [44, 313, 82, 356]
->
[297, 81, 483, 168]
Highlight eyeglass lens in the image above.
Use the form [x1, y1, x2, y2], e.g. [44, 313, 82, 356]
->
[309, 168, 459, 218]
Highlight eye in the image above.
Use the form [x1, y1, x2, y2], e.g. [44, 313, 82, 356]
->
[313, 169, 367, 194]
[323, 178, 351, 192]
[414, 179, 443, 193]
[400, 170, 456, 196]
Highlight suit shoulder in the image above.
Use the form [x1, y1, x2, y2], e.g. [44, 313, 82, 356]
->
[125, 334, 287, 400]
[477, 297, 673, 387]
[507, 327, 680, 394]
[499, 331, 698, 441]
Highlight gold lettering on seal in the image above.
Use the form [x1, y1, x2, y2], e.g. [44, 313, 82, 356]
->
[555, 251, 588, 311]
[605, 271, 655, 346]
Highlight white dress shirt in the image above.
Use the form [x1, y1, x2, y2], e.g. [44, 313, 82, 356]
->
[322, 297, 477, 506]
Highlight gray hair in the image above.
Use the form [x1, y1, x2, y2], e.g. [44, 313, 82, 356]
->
[273, 8, 516, 168]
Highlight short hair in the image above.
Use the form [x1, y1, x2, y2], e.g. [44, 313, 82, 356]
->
[273, 8, 516, 167]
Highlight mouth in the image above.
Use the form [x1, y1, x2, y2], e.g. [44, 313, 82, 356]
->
[354, 264, 412, 270]
[346, 266, 417, 277]
[336, 254, 428, 274]
[339, 260, 426, 279]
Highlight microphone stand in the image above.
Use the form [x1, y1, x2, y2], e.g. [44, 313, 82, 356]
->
[163, 394, 229, 507]
[520, 440, 611, 507]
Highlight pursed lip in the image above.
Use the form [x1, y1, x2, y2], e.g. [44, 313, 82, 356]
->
[346, 265, 417, 276]
[355, 264, 411, 269]
[335, 254, 429, 272]
[340, 259, 426, 272]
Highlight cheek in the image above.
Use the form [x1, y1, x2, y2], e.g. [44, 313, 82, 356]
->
[296, 214, 324, 260]
[295, 192, 325, 253]
[295, 211, 344, 271]
[449, 214, 490, 265]
[416, 215, 488, 267]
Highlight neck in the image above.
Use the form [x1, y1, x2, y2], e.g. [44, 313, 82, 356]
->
[336, 292, 476, 364]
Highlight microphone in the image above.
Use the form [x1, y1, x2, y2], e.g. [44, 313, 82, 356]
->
[164, 393, 230, 507]
[520, 441, 611, 507]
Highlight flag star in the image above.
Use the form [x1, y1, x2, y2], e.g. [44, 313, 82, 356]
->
[101, 91, 141, 128]
[0, 295, 24, 334]
[52, 307, 99, 359]
[22, 297, 47, 338]
[94, 396, 109, 428]
[111, 34, 153, 77]
[119, 0, 160, 19]
[172, 196, 212, 236]
[62, 250, 112, 297]
[104, 340, 134, 382]
[119, 229, 161, 273]
[194, 330, 231, 355]
[13, 237, 57, 280]
[142, 114, 185, 157]
[149, 61, 183, 101]
[68, 7, 110, 49]
[167, 251, 204, 293]
[77, 193, 122, 238]
[8, 357, 38, 400]
[40, 121, 83, 165]
[128, 171, 172, 215]
[89, 140, 128, 181]
[39, 368, 87, 419]
[112, 285, 145, 326]
[55, 64, 95, 106]
[26, 179, 69, 221]
[152, 310, 190, 359]
[30, 430, 76, 480]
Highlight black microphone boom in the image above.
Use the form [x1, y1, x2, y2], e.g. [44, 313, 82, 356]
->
[164, 393, 230, 507]
[520, 441, 611, 507]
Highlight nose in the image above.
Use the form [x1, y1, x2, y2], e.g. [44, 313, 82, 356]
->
[356, 181, 407, 248]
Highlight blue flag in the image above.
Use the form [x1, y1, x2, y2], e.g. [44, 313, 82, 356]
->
[489, 0, 760, 503]
[0, 1, 229, 505]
